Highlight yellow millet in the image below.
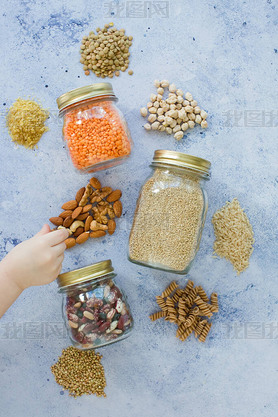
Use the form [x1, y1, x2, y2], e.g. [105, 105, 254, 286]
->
[6, 98, 49, 149]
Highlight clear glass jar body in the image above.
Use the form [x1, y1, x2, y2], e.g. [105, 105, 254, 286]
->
[129, 164, 209, 274]
[60, 273, 133, 350]
[60, 96, 132, 173]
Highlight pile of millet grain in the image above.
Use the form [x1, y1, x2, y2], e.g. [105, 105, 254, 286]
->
[51, 346, 106, 398]
[80, 23, 133, 78]
[6, 98, 49, 149]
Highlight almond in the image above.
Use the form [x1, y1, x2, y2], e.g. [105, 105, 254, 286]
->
[75, 187, 85, 203]
[49, 217, 63, 226]
[76, 232, 89, 244]
[108, 219, 116, 235]
[101, 186, 113, 195]
[90, 177, 102, 189]
[73, 227, 84, 237]
[90, 230, 106, 238]
[106, 189, 122, 203]
[63, 216, 74, 228]
[59, 210, 73, 219]
[113, 200, 123, 217]
[62, 200, 78, 210]
[72, 206, 83, 219]
[65, 238, 76, 249]
[85, 215, 93, 232]
[76, 213, 90, 221]
[82, 204, 92, 213]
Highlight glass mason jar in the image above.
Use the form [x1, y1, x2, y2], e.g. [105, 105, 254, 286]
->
[129, 150, 211, 274]
[58, 260, 133, 350]
[56, 83, 132, 173]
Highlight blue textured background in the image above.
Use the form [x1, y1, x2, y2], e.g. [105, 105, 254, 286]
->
[0, 1, 278, 416]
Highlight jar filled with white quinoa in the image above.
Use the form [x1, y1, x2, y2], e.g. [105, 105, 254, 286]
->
[128, 150, 211, 274]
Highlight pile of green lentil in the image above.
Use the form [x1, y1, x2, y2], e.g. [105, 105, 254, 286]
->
[51, 346, 106, 398]
[80, 23, 133, 78]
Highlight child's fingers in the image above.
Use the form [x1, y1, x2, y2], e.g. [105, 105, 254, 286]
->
[43, 228, 69, 246]
[51, 241, 67, 257]
[34, 224, 51, 237]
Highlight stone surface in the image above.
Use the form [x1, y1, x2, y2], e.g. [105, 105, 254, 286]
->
[0, 1, 278, 416]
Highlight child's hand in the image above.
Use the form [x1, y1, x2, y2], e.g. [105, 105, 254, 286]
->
[1, 224, 69, 291]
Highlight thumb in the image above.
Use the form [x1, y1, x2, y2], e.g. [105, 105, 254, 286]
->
[34, 224, 51, 237]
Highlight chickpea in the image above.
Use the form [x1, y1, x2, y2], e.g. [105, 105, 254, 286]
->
[157, 87, 164, 95]
[188, 120, 195, 129]
[161, 80, 169, 88]
[201, 120, 208, 128]
[154, 79, 160, 87]
[181, 122, 189, 131]
[169, 83, 176, 93]
[140, 107, 148, 117]
[149, 107, 157, 114]
[185, 92, 193, 101]
[150, 93, 157, 102]
[165, 127, 173, 135]
[151, 121, 160, 130]
[194, 106, 201, 114]
[173, 125, 181, 133]
[201, 110, 207, 120]
[148, 114, 157, 123]
[144, 123, 151, 130]
[174, 131, 184, 141]
[195, 115, 202, 124]
[157, 108, 164, 116]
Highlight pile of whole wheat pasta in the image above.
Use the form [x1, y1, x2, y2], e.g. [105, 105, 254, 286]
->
[150, 280, 219, 342]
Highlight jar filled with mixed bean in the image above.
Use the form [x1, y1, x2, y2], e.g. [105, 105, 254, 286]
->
[58, 260, 133, 349]
[129, 150, 211, 274]
[57, 83, 132, 173]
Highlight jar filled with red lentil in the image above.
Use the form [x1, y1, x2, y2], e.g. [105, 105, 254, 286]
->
[57, 83, 132, 172]
[58, 260, 133, 350]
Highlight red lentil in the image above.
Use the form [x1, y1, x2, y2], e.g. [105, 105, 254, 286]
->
[63, 101, 131, 171]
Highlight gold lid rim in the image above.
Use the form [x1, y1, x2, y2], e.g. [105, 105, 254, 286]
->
[153, 150, 211, 176]
[56, 83, 116, 112]
[57, 260, 114, 289]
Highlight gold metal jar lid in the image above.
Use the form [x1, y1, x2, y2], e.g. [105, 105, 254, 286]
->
[153, 150, 211, 176]
[57, 260, 114, 289]
[56, 83, 116, 112]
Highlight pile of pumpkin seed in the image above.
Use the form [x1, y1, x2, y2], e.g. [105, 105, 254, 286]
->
[80, 23, 133, 78]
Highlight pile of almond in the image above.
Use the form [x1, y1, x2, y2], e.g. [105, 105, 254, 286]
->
[49, 177, 123, 249]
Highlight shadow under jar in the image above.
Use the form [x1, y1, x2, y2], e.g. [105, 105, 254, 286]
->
[57, 83, 132, 173]
[58, 260, 133, 350]
[129, 150, 211, 274]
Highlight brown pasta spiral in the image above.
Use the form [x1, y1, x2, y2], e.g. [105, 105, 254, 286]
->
[156, 295, 167, 311]
[210, 293, 219, 313]
[183, 280, 194, 296]
[196, 286, 210, 303]
[149, 310, 167, 321]
[194, 296, 213, 318]
[183, 287, 198, 307]
[179, 325, 195, 342]
[199, 322, 212, 342]
[161, 281, 178, 298]
[194, 319, 207, 337]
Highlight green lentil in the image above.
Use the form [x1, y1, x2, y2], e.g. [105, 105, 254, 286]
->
[80, 23, 133, 78]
